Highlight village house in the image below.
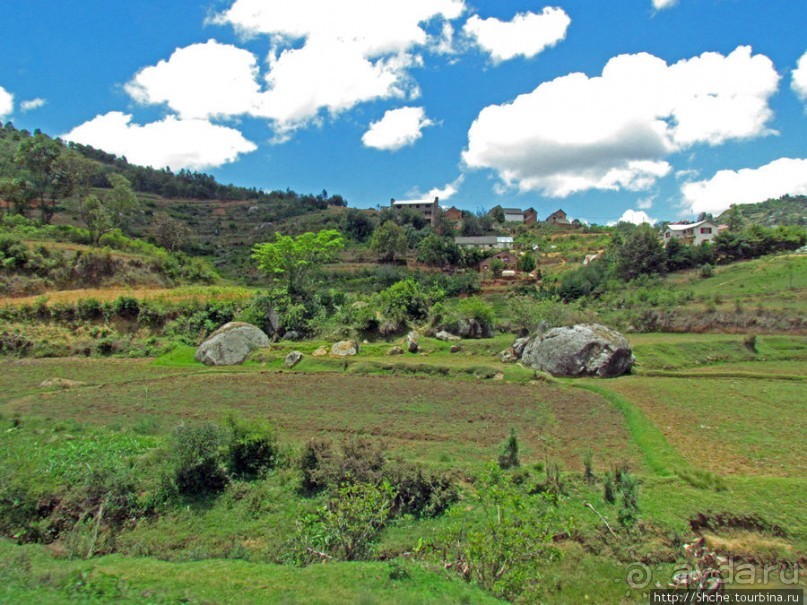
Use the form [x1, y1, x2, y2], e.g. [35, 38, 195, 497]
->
[546, 209, 571, 226]
[444, 206, 462, 222]
[454, 235, 514, 250]
[662, 219, 719, 246]
[390, 197, 438, 226]
[478, 250, 518, 275]
[501, 207, 538, 225]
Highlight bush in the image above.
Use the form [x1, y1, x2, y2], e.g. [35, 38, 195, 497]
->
[297, 481, 396, 562]
[385, 461, 458, 518]
[498, 429, 520, 470]
[299, 438, 336, 493]
[164, 423, 228, 498]
[226, 416, 278, 480]
[700, 263, 714, 278]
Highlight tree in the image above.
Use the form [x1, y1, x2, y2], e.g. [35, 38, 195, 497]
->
[0, 177, 36, 216]
[489, 205, 505, 224]
[517, 253, 536, 273]
[370, 220, 407, 262]
[417, 233, 459, 267]
[343, 208, 375, 242]
[252, 229, 344, 299]
[614, 224, 666, 280]
[153, 211, 192, 252]
[15, 133, 62, 223]
[724, 204, 745, 232]
[73, 174, 139, 245]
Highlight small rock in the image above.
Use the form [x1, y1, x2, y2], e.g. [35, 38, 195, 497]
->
[450, 344, 462, 353]
[406, 331, 419, 353]
[284, 351, 303, 368]
[512, 336, 531, 358]
[387, 346, 404, 356]
[435, 330, 461, 342]
[331, 340, 359, 357]
[499, 349, 518, 363]
[283, 330, 302, 341]
[312, 346, 328, 357]
[493, 372, 505, 381]
[39, 378, 85, 389]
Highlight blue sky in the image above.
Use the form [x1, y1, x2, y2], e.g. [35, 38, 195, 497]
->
[2, 0, 806, 225]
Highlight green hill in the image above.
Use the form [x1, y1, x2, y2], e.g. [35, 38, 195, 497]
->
[717, 195, 806, 227]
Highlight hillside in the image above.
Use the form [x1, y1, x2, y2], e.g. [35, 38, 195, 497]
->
[717, 194, 806, 227]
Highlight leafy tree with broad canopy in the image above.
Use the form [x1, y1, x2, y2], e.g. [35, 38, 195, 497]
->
[252, 229, 344, 299]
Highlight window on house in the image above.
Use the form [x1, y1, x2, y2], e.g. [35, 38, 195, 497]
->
[665, 232, 670, 238]
[701, 227, 712, 234]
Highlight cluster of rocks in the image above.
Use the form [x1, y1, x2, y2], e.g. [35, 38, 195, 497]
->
[499, 323, 635, 378]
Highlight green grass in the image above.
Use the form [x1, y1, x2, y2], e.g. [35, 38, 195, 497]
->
[0, 541, 504, 604]
[603, 373, 806, 477]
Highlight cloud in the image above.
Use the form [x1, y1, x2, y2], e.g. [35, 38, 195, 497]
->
[793, 51, 807, 102]
[463, 46, 780, 197]
[652, 0, 678, 10]
[637, 196, 654, 210]
[125, 40, 262, 120]
[681, 158, 807, 215]
[362, 106, 434, 151]
[0, 86, 13, 120]
[427, 175, 464, 201]
[62, 112, 257, 171]
[609, 209, 657, 226]
[463, 7, 570, 63]
[20, 98, 46, 112]
[196, 0, 464, 131]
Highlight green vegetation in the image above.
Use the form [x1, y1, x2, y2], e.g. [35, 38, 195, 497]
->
[2, 121, 806, 602]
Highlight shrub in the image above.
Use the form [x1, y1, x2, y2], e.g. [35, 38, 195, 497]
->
[617, 471, 639, 528]
[603, 472, 616, 504]
[297, 481, 396, 562]
[385, 461, 458, 518]
[497, 429, 520, 470]
[583, 448, 594, 483]
[226, 415, 278, 479]
[700, 263, 714, 278]
[299, 438, 336, 493]
[165, 423, 228, 498]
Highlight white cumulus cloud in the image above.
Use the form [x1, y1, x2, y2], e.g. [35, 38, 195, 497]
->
[426, 175, 464, 201]
[464, 7, 570, 63]
[0, 86, 13, 120]
[609, 209, 657, 226]
[463, 46, 780, 197]
[681, 158, 807, 215]
[652, 0, 678, 10]
[362, 106, 434, 151]
[20, 98, 46, 112]
[62, 112, 257, 171]
[125, 40, 262, 120]
[792, 51, 807, 103]
[196, 0, 464, 132]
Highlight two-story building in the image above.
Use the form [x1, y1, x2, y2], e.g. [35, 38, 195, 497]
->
[662, 220, 719, 246]
[454, 236, 514, 250]
[390, 197, 439, 226]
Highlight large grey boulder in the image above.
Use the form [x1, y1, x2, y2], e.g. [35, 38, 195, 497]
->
[195, 322, 270, 366]
[521, 324, 634, 378]
[435, 330, 461, 342]
[454, 318, 494, 339]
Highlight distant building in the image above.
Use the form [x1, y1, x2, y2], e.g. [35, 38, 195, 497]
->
[479, 250, 518, 274]
[524, 208, 538, 225]
[546, 209, 571, 226]
[454, 236, 514, 250]
[503, 208, 525, 223]
[390, 197, 438, 225]
[444, 206, 463, 222]
[662, 220, 719, 246]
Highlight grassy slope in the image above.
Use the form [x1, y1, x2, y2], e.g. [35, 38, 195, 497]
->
[2, 327, 806, 601]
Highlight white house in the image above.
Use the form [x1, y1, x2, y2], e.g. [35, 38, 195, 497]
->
[663, 220, 718, 246]
[454, 236, 514, 250]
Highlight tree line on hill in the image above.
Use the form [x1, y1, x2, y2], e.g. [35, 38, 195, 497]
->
[554, 222, 806, 301]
